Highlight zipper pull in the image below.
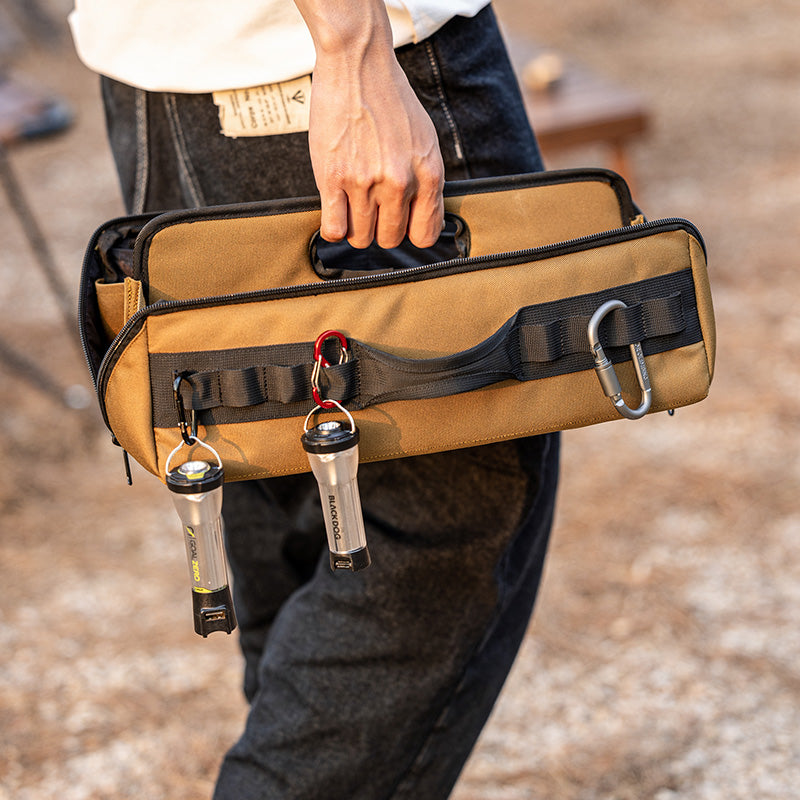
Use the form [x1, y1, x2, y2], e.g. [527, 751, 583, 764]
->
[110, 434, 134, 485]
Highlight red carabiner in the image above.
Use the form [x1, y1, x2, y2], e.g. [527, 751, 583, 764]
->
[311, 330, 349, 409]
[313, 330, 349, 368]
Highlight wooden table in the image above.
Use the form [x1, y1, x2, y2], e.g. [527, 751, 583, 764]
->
[506, 39, 650, 191]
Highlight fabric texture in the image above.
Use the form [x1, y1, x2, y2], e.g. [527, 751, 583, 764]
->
[100, 7, 559, 799]
[70, 0, 489, 92]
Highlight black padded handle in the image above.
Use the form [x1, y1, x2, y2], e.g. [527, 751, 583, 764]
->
[309, 213, 470, 280]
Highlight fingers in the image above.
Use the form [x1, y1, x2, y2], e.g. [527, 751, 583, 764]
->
[319, 186, 350, 243]
[320, 167, 444, 250]
[346, 186, 379, 249]
[307, 44, 445, 250]
[320, 184, 380, 249]
[373, 175, 411, 249]
[318, 173, 381, 248]
[406, 167, 445, 249]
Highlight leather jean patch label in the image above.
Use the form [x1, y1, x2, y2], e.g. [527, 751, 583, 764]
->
[213, 75, 311, 137]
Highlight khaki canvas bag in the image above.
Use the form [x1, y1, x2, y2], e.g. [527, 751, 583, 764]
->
[78, 168, 715, 482]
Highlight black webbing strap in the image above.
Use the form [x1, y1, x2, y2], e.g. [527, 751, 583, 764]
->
[150, 269, 701, 428]
[345, 292, 685, 407]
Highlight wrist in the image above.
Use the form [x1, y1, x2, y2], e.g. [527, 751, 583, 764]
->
[299, 2, 394, 60]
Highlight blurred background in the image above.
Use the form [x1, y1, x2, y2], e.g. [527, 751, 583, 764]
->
[1, 1, 797, 798]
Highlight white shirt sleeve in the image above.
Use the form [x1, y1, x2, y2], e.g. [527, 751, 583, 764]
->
[69, 0, 489, 93]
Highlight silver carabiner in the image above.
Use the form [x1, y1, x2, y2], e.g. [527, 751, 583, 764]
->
[587, 299, 652, 420]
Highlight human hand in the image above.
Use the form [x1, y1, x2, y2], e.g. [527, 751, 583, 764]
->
[296, 1, 445, 249]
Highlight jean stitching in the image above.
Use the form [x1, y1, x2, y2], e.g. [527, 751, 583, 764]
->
[163, 93, 206, 207]
[132, 89, 149, 214]
[385, 434, 555, 800]
[423, 40, 466, 169]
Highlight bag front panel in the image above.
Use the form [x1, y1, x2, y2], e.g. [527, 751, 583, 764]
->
[446, 178, 632, 257]
[104, 226, 711, 481]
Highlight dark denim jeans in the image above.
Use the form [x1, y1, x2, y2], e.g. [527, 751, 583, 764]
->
[101, 6, 559, 799]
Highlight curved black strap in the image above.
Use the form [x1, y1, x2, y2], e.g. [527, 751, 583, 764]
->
[346, 291, 685, 406]
[151, 269, 699, 428]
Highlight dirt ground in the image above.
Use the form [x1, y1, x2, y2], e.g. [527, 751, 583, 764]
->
[1, 1, 798, 798]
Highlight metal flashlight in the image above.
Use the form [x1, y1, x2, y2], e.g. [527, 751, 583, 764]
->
[301, 416, 371, 572]
[166, 458, 237, 636]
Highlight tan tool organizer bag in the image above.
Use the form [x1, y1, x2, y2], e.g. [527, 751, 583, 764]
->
[78, 168, 715, 482]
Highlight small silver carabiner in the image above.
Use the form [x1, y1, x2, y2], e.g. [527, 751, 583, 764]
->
[587, 299, 652, 420]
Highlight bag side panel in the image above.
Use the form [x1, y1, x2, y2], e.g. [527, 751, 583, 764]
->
[688, 234, 716, 381]
[94, 277, 145, 342]
[104, 324, 159, 477]
[94, 280, 125, 343]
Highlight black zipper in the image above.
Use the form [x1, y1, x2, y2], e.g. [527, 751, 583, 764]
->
[95, 216, 704, 428]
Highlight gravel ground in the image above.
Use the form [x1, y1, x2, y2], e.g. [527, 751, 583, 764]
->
[1, 1, 798, 798]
